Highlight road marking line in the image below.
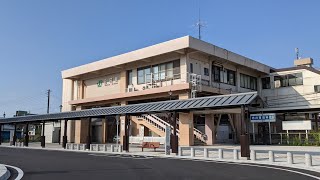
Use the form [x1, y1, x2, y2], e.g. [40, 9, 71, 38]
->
[3, 164, 24, 180]
[175, 158, 320, 180]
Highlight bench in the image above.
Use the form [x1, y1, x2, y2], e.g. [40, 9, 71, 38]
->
[141, 142, 160, 152]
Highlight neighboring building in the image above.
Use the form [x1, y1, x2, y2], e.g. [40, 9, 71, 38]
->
[59, 36, 319, 146]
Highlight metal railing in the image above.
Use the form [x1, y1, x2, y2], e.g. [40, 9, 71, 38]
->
[136, 114, 207, 143]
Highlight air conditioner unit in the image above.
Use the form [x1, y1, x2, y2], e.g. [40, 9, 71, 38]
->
[127, 85, 134, 92]
[274, 80, 281, 88]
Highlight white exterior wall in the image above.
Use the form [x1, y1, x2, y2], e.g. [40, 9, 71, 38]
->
[84, 73, 121, 98]
[261, 69, 320, 108]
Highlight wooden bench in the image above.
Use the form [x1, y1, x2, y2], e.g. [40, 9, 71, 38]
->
[141, 142, 160, 152]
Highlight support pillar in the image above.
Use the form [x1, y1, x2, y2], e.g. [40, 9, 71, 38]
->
[41, 121, 45, 148]
[240, 106, 250, 158]
[13, 124, 17, 146]
[24, 123, 29, 147]
[171, 112, 178, 154]
[62, 120, 68, 149]
[102, 117, 108, 143]
[0, 124, 2, 145]
[205, 114, 215, 145]
[75, 118, 90, 144]
[179, 112, 194, 146]
[86, 118, 92, 150]
[122, 115, 130, 152]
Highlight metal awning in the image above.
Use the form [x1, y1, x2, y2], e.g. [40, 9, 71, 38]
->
[0, 92, 259, 124]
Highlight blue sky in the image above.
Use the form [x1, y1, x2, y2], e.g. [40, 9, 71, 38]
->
[0, 0, 319, 117]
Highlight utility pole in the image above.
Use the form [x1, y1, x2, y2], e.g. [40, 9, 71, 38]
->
[47, 89, 51, 114]
[59, 105, 62, 145]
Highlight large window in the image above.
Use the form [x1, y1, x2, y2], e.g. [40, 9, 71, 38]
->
[137, 60, 180, 84]
[262, 77, 271, 89]
[240, 74, 257, 90]
[211, 65, 236, 86]
[315, 85, 320, 93]
[137, 66, 151, 84]
[274, 73, 303, 87]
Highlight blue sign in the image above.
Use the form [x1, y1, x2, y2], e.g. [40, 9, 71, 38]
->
[250, 113, 276, 123]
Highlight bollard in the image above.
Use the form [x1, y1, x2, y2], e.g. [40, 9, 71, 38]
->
[118, 145, 123, 153]
[287, 152, 293, 164]
[233, 149, 239, 160]
[203, 148, 208, 158]
[269, 151, 274, 162]
[178, 146, 182, 156]
[305, 153, 312, 167]
[250, 150, 256, 161]
[218, 149, 223, 159]
[190, 147, 195, 157]
[111, 145, 114, 152]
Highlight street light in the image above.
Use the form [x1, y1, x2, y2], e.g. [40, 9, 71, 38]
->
[168, 90, 172, 100]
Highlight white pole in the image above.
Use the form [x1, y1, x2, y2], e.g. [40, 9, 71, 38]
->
[268, 122, 272, 145]
[116, 116, 119, 147]
[252, 122, 255, 143]
[306, 130, 308, 141]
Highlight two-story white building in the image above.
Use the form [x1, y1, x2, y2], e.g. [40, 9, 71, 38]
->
[52, 36, 319, 146]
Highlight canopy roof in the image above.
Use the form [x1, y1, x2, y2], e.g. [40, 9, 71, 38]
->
[0, 92, 259, 124]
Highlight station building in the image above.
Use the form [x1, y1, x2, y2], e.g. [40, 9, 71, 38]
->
[58, 36, 319, 146]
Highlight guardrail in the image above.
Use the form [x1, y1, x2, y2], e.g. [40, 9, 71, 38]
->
[65, 143, 123, 153]
[178, 147, 314, 167]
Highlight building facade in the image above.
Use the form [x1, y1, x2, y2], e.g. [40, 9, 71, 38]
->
[59, 36, 319, 146]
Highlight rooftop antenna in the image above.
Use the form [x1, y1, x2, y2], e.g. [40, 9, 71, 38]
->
[295, 48, 300, 59]
[195, 0, 205, 40]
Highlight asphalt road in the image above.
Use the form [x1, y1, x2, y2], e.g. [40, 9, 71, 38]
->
[0, 147, 319, 180]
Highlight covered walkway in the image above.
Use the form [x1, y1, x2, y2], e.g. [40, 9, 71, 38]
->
[0, 92, 261, 157]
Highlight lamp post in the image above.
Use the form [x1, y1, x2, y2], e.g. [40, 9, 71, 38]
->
[168, 90, 172, 100]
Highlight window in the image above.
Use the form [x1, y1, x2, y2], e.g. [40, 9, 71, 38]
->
[137, 60, 181, 84]
[137, 66, 151, 84]
[227, 70, 235, 86]
[262, 77, 271, 89]
[190, 63, 193, 73]
[274, 73, 303, 87]
[240, 74, 257, 90]
[173, 60, 180, 79]
[212, 66, 221, 82]
[127, 70, 133, 85]
[211, 65, 236, 86]
[152, 66, 159, 81]
[204, 68, 209, 76]
[159, 64, 166, 80]
[166, 62, 173, 79]
[315, 85, 320, 93]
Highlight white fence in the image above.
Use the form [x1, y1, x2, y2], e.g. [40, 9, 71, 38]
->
[129, 136, 165, 145]
[179, 147, 315, 167]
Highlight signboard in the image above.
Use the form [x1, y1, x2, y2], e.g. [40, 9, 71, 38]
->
[282, 120, 312, 130]
[250, 113, 276, 123]
[165, 125, 171, 155]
